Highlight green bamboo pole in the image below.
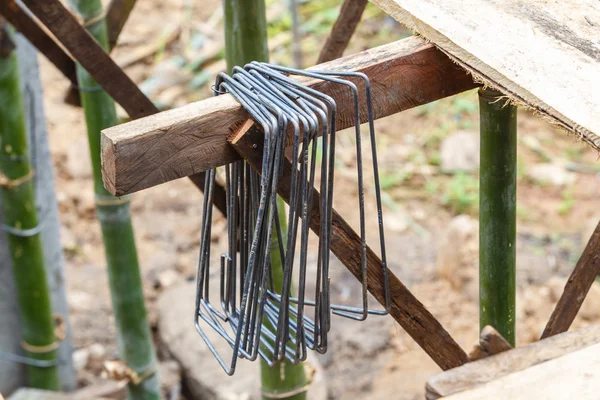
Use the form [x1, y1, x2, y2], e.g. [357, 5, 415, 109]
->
[68, 1, 159, 398]
[223, 1, 307, 398]
[0, 22, 60, 390]
[479, 88, 517, 346]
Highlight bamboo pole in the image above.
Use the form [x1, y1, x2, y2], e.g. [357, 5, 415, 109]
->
[478, 88, 517, 346]
[0, 22, 60, 390]
[222, 0, 307, 398]
[67, 1, 160, 398]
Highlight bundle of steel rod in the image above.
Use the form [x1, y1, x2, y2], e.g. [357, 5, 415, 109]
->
[194, 62, 391, 374]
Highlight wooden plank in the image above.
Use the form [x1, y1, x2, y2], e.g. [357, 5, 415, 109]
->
[101, 35, 478, 196]
[0, 0, 77, 86]
[317, 0, 368, 63]
[105, 0, 137, 50]
[21, 0, 228, 215]
[426, 324, 600, 399]
[22, 0, 156, 119]
[230, 122, 470, 371]
[443, 342, 600, 399]
[542, 220, 600, 339]
[468, 325, 512, 362]
[370, 0, 600, 150]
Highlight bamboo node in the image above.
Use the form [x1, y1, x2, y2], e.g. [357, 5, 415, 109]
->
[102, 360, 157, 386]
[261, 362, 316, 399]
[95, 194, 131, 206]
[0, 169, 34, 189]
[20, 313, 67, 354]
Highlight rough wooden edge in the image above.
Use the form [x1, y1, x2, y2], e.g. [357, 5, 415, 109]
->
[468, 325, 513, 362]
[426, 324, 600, 399]
[369, 0, 600, 152]
[101, 36, 478, 196]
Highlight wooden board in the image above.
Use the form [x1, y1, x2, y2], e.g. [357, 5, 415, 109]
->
[370, 0, 600, 150]
[443, 342, 600, 399]
[542, 219, 600, 338]
[101, 36, 478, 196]
[230, 122, 469, 371]
[426, 324, 600, 399]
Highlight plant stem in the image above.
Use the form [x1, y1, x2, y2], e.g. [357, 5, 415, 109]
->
[0, 22, 60, 390]
[68, 1, 159, 398]
[479, 88, 517, 346]
[223, 1, 307, 398]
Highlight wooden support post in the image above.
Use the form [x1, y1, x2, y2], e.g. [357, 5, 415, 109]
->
[542, 220, 600, 339]
[101, 36, 478, 196]
[317, 0, 368, 63]
[229, 122, 469, 371]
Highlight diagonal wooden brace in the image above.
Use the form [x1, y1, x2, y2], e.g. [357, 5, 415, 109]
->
[16, 0, 228, 215]
[542, 220, 600, 339]
[228, 120, 469, 371]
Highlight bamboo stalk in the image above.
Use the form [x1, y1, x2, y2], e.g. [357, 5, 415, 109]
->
[223, 0, 307, 398]
[0, 22, 60, 390]
[67, 1, 160, 398]
[478, 88, 517, 346]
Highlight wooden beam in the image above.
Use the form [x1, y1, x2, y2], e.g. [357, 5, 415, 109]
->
[101, 36, 478, 196]
[427, 324, 600, 399]
[437, 343, 600, 399]
[21, 0, 227, 215]
[0, 0, 77, 86]
[229, 122, 470, 371]
[371, 0, 600, 150]
[105, 0, 137, 50]
[317, 0, 368, 63]
[541, 220, 600, 339]
[22, 0, 156, 119]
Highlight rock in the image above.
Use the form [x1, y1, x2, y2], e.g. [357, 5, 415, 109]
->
[72, 348, 90, 371]
[436, 215, 478, 297]
[156, 269, 180, 289]
[385, 213, 408, 233]
[527, 163, 575, 186]
[60, 226, 77, 253]
[67, 291, 95, 313]
[159, 360, 182, 399]
[65, 138, 92, 179]
[157, 282, 327, 400]
[440, 131, 480, 173]
[87, 343, 107, 372]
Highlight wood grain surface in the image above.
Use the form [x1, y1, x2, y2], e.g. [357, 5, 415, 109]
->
[102, 36, 477, 196]
[371, 0, 600, 149]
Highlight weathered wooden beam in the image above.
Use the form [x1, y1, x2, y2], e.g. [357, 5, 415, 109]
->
[101, 35, 478, 196]
[427, 324, 600, 399]
[317, 0, 368, 63]
[541, 220, 600, 339]
[105, 0, 137, 50]
[20, 0, 228, 216]
[22, 0, 156, 119]
[0, 0, 77, 86]
[229, 121, 469, 371]
[370, 0, 600, 149]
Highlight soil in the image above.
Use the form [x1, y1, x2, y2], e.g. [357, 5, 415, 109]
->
[35, 0, 600, 398]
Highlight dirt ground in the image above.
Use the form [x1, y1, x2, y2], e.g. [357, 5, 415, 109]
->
[36, 0, 600, 398]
